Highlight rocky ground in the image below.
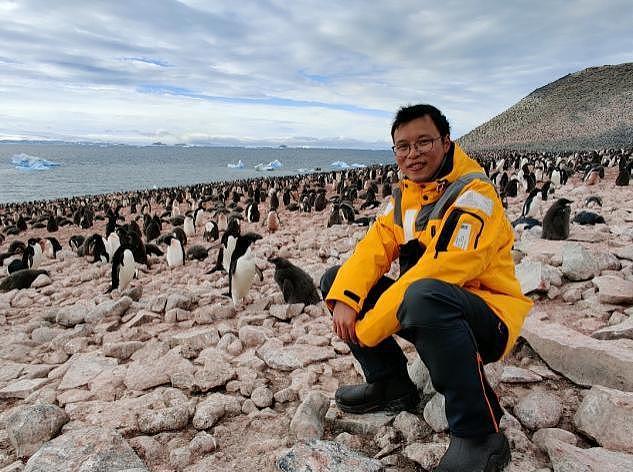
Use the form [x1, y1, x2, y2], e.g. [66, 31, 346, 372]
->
[0, 167, 632, 472]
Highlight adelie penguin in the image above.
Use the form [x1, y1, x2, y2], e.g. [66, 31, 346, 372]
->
[106, 247, 136, 293]
[0, 269, 49, 292]
[227, 232, 263, 306]
[542, 198, 572, 240]
[43, 237, 62, 259]
[165, 235, 185, 268]
[245, 201, 260, 223]
[183, 216, 195, 237]
[269, 256, 321, 305]
[203, 221, 219, 242]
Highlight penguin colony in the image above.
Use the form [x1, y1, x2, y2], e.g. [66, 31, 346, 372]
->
[1, 146, 631, 298]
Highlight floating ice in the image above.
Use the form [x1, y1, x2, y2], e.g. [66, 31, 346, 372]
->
[330, 160, 350, 169]
[11, 153, 61, 171]
[227, 159, 245, 169]
[254, 159, 283, 171]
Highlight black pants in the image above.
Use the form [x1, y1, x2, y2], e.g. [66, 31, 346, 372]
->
[320, 266, 509, 437]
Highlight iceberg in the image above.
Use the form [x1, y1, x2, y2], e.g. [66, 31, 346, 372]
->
[254, 159, 283, 171]
[227, 159, 245, 169]
[330, 160, 351, 169]
[11, 153, 61, 171]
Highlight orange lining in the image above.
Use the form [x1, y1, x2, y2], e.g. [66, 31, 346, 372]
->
[476, 352, 499, 433]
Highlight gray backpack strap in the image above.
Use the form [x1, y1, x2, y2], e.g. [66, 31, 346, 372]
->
[428, 172, 492, 221]
[392, 187, 403, 227]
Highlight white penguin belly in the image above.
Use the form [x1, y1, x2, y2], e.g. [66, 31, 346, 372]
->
[232, 256, 257, 305]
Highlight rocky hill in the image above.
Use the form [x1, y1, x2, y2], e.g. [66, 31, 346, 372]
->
[458, 63, 633, 151]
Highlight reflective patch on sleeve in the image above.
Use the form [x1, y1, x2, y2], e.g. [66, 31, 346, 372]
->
[453, 223, 471, 250]
[403, 209, 417, 242]
[382, 198, 394, 216]
[454, 190, 493, 216]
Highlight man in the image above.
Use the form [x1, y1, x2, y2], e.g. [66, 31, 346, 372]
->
[320, 104, 532, 471]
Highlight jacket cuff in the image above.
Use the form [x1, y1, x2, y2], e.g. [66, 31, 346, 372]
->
[324, 289, 363, 314]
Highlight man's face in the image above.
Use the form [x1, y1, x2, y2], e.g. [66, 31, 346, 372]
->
[393, 116, 451, 183]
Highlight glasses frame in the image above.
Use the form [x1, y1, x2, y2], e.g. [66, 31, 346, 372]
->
[392, 136, 443, 158]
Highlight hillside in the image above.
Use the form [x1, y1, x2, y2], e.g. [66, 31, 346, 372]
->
[458, 63, 633, 151]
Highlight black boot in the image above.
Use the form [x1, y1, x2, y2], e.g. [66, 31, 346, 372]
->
[434, 432, 511, 472]
[335, 377, 419, 414]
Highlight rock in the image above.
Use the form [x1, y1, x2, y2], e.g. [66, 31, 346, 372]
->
[166, 292, 195, 311]
[290, 391, 329, 440]
[407, 357, 435, 394]
[277, 440, 383, 472]
[169, 446, 191, 470]
[31, 274, 51, 288]
[522, 317, 633, 391]
[128, 436, 163, 465]
[592, 316, 633, 340]
[269, 303, 304, 321]
[613, 246, 633, 261]
[6, 404, 69, 458]
[532, 428, 578, 451]
[423, 393, 448, 432]
[148, 295, 167, 313]
[169, 327, 220, 352]
[574, 385, 633, 453]
[393, 411, 430, 444]
[501, 366, 543, 383]
[403, 442, 447, 470]
[251, 386, 273, 409]
[123, 310, 160, 328]
[0, 379, 49, 399]
[256, 339, 336, 371]
[561, 243, 599, 281]
[124, 347, 193, 391]
[137, 405, 190, 434]
[24, 427, 147, 472]
[192, 393, 241, 430]
[102, 341, 144, 360]
[514, 391, 562, 430]
[327, 410, 393, 436]
[238, 325, 271, 347]
[188, 431, 217, 455]
[515, 259, 550, 293]
[84, 296, 133, 323]
[54, 303, 87, 327]
[58, 353, 117, 390]
[540, 437, 633, 472]
[592, 276, 633, 304]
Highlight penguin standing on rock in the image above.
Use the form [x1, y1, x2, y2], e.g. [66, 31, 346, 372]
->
[542, 198, 572, 240]
[228, 232, 263, 306]
[269, 256, 321, 305]
[106, 247, 136, 293]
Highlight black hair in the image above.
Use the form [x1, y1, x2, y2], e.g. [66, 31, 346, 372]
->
[390, 104, 451, 141]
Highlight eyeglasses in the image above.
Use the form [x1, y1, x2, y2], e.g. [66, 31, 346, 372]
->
[392, 136, 443, 157]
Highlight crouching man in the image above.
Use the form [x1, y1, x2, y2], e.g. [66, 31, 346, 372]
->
[321, 104, 532, 472]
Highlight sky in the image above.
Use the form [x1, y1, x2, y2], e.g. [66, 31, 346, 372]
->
[0, 0, 632, 149]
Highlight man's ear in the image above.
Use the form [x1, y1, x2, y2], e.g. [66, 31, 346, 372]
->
[442, 135, 451, 152]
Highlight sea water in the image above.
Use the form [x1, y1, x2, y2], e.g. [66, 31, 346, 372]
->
[0, 143, 392, 203]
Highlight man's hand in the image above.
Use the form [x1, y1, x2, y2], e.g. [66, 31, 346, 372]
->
[332, 301, 359, 345]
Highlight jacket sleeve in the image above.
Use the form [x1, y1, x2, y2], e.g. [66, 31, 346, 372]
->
[325, 197, 400, 313]
[355, 180, 507, 346]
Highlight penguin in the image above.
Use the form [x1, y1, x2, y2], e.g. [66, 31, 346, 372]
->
[265, 210, 280, 233]
[245, 201, 260, 223]
[43, 237, 62, 259]
[165, 235, 185, 267]
[194, 207, 205, 227]
[269, 191, 280, 211]
[106, 247, 136, 293]
[269, 256, 321, 305]
[47, 215, 58, 232]
[339, 201, 356, 224]
[615, 159, 631, 186]
[585, 196, 603, 208]
[203, 221, 219, 242]
[27, 239, 43, 269]
[573, 211, 605, 225]
[7, 245, 35, 274]
[0, 269, 49, 292]
[145, 243, 164, 258]
[107, 232, 120, 259]
[314, 192, 327, 212]
[183, 216, 195, 237]
[542, 198, 572, 240]
[327, 203, 343, 227]
[522, 188, 542, 219]
[69, 235, 85, 252]
[228, 232, 263, 306]
[187, 245, 211, 261]
[145, 218, 161, 242]
[503, 178, 519, 198]
[172, 226, 188, 247]
[90, 234, 110, 263]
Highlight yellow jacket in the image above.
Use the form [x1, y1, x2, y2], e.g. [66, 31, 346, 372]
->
[326, 144, 532, 357]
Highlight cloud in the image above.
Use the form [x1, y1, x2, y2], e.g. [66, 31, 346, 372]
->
[0, 0, 631, 147]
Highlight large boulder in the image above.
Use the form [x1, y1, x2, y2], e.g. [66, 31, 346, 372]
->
[592, 276, 633, 305]
[276, 440, 383, 472]
[6, 404, 69, 458]
[561, 243, 599, 281]
[24, 427, 148, 472]
[521, 316, 633, 391]
[574, 385, 633, 453]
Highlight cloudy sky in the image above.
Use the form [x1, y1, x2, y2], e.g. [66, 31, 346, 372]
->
[1, 0, 631, 148]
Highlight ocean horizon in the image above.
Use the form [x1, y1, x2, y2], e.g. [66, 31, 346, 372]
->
[0, 142, 392, 204]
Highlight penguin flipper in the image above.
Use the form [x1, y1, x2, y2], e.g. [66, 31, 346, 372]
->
[281, 278, 294, 303]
